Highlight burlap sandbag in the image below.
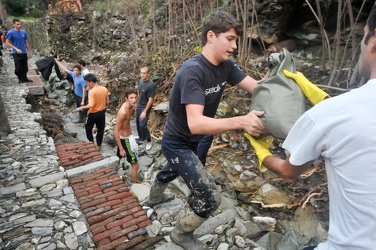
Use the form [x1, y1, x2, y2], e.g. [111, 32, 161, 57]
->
[250, 48, 306, 139]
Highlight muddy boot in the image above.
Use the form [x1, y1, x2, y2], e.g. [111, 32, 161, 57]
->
[170, 204, 208, 250]
[142, 178, 174, 207]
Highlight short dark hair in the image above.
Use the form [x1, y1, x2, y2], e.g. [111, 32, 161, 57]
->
[78, 59, 86, 67]
[365, 6, 376, 45]
[73, 65, 81, 71]
[13, 19, 20, 24]
[201, 11, 243, 46]
[124, 88, 137, 98]
[84, 73, 96, 83]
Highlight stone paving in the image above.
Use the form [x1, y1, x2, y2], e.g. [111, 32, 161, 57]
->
[0, 51, 163, 250]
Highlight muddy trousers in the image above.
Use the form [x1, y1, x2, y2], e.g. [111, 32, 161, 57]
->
[85, 110, 105, 146]
[156, 134, 221, 218]
[12, 54, 28, 81]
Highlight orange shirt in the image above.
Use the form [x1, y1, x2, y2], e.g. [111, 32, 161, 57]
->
[88, 85, 108, 114]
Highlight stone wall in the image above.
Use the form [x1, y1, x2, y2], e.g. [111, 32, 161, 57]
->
[21, 10, 146, 59]
[22, 19, 50, 56]
[0, 93, 10, 134]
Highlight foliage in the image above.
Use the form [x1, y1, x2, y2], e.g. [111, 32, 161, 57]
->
[85, 0, 121, 12]
[11, 16, 39, 21]
[4, 0, 27, 16]
[30, 8, 45, 18]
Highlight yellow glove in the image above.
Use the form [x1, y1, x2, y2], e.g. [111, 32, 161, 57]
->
[244, 133, 273, 172]
[283, 70, 330, 105]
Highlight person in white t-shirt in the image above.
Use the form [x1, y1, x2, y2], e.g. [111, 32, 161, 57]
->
[248, 6, 376, 250]
[78, 59, 90, 76]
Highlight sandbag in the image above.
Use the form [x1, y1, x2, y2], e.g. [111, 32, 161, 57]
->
[250, 48, 306, 139]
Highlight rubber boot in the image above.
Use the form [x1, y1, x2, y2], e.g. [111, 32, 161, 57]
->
[170, 204, 208, 250]
[142, 178, 174, 207]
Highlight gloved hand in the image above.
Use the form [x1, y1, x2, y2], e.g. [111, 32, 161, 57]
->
[283, 70, 330, 105]
[244, 133, 273, 172]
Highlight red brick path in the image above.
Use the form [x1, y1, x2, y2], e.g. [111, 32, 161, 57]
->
[55, 142, 165, 249]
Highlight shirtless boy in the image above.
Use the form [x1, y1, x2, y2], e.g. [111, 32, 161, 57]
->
[114, 89, 139, 184]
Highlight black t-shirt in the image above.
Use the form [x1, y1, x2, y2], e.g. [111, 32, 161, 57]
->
[137, 79, 156, 106]
[164, 54, 247, 142]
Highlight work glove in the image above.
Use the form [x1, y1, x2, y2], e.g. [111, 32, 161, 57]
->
[244, 133, 273, 172]
[283, 70, 330, 105]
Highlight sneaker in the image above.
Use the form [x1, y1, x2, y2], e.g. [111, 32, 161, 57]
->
[145, 141, 152, 151]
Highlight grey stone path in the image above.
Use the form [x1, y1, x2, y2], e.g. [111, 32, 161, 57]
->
[0, 51, 95, 250]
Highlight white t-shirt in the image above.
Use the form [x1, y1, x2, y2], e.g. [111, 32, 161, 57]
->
[82, 68, 90, 76]
[283, 79, 376, 249]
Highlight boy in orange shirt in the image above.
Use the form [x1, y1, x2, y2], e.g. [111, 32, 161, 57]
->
[79, 74, 109, 151]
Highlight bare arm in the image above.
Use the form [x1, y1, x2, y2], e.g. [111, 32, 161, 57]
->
[114, 109, 127, 157]
[6, 39, 22, 54]
[237, 73, 269, 94]
[25, 40, 32, 58]
[140, 97, 154, 120]
[54, 59, 71, 74]
[186, 104, 266, 137]
[80, 92, 94, 110]
[263, 154, 313, 182]
[81, 86, 86, 105]
[237, 75, 258, 94]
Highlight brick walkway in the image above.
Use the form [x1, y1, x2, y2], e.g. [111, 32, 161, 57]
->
[30, 59, 165, 249]
[27, 55, 164, 250]
[55, 141, 165, 250]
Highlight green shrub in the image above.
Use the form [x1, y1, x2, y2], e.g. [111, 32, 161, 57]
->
[30, 8, 44, 18]
[4, 0, 27, 16]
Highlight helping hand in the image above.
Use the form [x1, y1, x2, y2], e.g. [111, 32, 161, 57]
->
[244, 133, 273, 172]
[283, 70, 330, 105]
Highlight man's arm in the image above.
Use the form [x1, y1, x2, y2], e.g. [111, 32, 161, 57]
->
[262, 154, 313, 182]
[237, 74, 269, 94]
[236, 75, 258, 94]
[54, 59, 71, 74]
[25, 39, 32, 58]
[140, 97, 154, 120]
[114, 110, 127, 157]
[79, 92, 94, 110]
[186, 104, 266, 137]
[6, 37, 22, 54]
[81, 86, 86, 105]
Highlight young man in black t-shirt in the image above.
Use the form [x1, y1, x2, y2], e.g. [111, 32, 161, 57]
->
[144, 11, 266, 249]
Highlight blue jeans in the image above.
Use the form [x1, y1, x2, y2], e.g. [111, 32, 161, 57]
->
[136, 105, 151, 141]
[156, 134, 221, 218]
